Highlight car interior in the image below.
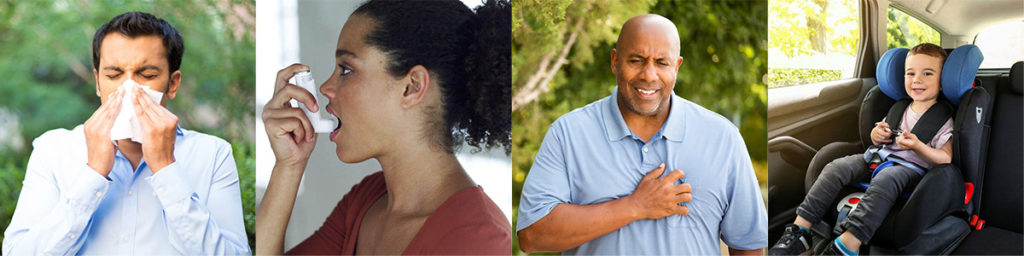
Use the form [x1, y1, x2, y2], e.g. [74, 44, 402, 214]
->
[767, 0, 1023, 254]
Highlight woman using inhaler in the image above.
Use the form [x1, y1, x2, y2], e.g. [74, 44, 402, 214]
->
[256, 0, 512, 254]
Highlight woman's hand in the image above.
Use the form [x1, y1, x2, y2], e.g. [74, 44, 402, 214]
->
[258, 63, 321, 255]
[262, 63, 320, 169]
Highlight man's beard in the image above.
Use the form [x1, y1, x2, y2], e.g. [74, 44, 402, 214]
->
[619, 81, 670, 117]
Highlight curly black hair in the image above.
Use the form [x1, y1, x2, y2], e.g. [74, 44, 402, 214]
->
[354, 0, 511, 155]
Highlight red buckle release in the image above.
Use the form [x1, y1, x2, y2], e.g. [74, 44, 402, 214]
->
[976, 220, 986, 230]
[849, 197, 861, 204]
[971, 215, 979, 226]
[869, 163, 878, 169]
[964, 182, 974, 205]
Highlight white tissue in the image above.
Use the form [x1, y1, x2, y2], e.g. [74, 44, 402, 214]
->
[110, 79, 164, 143]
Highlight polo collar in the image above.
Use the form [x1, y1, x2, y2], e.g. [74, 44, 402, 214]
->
[602, 87, 685, 142]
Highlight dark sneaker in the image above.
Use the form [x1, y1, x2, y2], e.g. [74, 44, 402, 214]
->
[817, 238, 857, 256]
[768, 224, 812, 255]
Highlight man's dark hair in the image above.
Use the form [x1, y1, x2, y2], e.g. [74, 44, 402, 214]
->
[91, 11, 184, 72]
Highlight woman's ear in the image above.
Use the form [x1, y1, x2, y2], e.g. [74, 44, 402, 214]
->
[401, 65, 431, 108]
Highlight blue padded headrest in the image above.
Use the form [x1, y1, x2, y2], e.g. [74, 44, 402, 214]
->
[942, 45, 984, 105]
[876, 48, 910, 100]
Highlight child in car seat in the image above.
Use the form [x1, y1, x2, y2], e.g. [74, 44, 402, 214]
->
[768, 43, 955, 256]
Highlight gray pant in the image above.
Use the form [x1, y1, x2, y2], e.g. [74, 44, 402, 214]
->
[795, 154, 922, 242]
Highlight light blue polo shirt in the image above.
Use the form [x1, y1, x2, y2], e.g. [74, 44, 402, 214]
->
[516, 88, 767, 255]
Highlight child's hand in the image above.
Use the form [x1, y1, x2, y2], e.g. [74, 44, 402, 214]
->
[896, 131, 922, 150]
[871, 122, 893, 145]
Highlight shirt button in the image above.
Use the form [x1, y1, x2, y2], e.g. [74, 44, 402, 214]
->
[184, 233, 191, 240]
[642, 147, 649, 153]
[95, 192, 103, 198]
[69, 234, 77, 239]
[123, 236, 129, 242]
[127, 190, 133, 196]
[158, 187, 165, 194]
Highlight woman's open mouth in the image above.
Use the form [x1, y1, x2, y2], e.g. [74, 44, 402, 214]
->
[325, 104, 342, 141]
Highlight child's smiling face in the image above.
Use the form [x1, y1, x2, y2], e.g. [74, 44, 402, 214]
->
[904, 53, 944, 103]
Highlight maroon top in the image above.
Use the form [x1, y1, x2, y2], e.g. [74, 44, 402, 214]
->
[286, 172, 512, 255]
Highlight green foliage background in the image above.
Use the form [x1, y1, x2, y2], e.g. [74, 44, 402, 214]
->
[766, 0, 939, 89]
[0, 0, 256, 251]
[511, 0, 767, 254]
[767, 0, 859, 88]
[886, 6, 940, 49]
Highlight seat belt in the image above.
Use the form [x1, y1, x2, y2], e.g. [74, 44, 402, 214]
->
[885, 98, 955, 144]
[864, 98, 955, 175]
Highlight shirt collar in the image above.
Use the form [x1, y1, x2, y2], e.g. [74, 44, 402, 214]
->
[662, 94, 684, 142]
[602, 87, 685, 142]
[603, 88, 633, 141]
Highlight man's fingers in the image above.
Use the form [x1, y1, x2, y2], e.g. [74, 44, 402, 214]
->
[662, 169, 685, 181]
[275, 63, 311, 92]
[675, 183, 692, 194]
[101, 88, 125, 116]
[132, 88, 159, 126]
[643, 163, 666, 180]
[675, 192, 693, 204]
[96, 89, 125, 126]
[676, 205, 690, 216]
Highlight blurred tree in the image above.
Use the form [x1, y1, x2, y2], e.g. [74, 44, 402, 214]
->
[0, 0, 255, 251]
[512, 0, 767, 254]
[767, 0, 858, 88]
[807, 0, 828, 53]
[886, 6, 940, 49]
[512, 0, 655, 110]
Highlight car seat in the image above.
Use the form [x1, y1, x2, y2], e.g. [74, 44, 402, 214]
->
[802, 45, 991, 254]
[950, 61, 1023, 255]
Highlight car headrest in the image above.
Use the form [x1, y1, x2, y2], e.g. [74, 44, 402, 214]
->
[1011, 61, 1023, 94]
[942, 45, 984, 105]
[876, 48, 909, 100]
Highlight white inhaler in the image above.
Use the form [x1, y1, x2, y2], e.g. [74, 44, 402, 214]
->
[289, 71, 338, 133]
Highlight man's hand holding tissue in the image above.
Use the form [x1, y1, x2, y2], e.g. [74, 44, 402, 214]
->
[85, 87, 126, 177]
[131, 86, 178, 173]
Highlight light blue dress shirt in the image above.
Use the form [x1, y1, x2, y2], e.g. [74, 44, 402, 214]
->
[517, 88, 767, 255]
[3, 125, 250, 255]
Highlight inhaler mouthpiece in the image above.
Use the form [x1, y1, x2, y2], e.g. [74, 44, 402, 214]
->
[289, 71, 338, 133]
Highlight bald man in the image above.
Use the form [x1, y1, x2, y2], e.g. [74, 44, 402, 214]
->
[515, 14, 767, 255]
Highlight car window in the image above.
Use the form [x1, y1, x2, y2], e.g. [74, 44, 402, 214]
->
[975, 21, 1024, 69]
[767, 0, 859, 88]
[886, 6, 940, 49]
